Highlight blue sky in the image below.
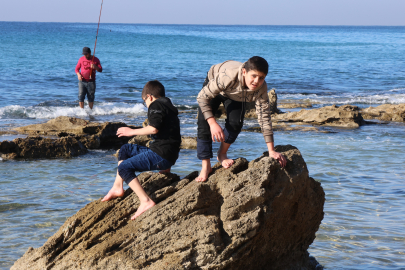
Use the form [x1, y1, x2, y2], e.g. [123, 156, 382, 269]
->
[1, 0, 404, 25]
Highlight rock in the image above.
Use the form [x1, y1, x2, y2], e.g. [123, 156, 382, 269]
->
[127, 136, 197, 150]
[113, 136, 197, 157]
[0, 136, 87, 160]
[58, 133, 101, 149]
[13, 116, 91, 136]
[243, 123, 334, 133]
[13, 117, 137, 149]
[360, 104, 405, 122]
[0, 140, 17, 153]
[273, 105, 365, 128]
[278, 103, 313, 109]
[12, 145, 324, 270]
[180, 136, 197, 149]
[128, 135, 151, 146]
[93, 122, 130, 149]
[1, 152, 18, 160]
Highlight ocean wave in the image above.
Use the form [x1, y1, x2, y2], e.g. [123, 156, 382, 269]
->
[0, 103, 146, 120]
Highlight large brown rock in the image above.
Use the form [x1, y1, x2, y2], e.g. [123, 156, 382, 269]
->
[13, 116, 92, 136]
[0, 136, 87, 160]
[12, 145, 324, 270]
[273, 105, 365, 128]
[13, 116, 133, 149]
[361, 104, 405, 122]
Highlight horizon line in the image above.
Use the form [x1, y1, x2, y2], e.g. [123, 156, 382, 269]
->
[1, 21, 405, 27]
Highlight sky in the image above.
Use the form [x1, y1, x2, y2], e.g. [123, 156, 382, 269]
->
[0, 0, 404, 25]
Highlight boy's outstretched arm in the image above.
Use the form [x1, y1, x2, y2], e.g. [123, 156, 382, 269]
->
[266, 142, 287, 167]
[117, 126, 158, 137]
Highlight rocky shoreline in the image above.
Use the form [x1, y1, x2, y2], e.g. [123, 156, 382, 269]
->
[1, 90, 403, 160]
[3, 91, 403, 268]
[11, 145, 325, 270]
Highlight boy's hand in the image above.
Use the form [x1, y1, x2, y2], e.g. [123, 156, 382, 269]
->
[269, 150, 287, 168]
[207, 117, 224, 142]
[117, 127, 135, 137]
[77, 73, 83, 81]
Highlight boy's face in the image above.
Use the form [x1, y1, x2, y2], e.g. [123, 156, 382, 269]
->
[143, 94, 154, 108]
[242, 68, 266, 91]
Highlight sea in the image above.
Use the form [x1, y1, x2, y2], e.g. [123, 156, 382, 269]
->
[0, 22, 404, 269]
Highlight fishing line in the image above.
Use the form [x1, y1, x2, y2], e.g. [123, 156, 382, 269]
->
[90, 0, 104, 79]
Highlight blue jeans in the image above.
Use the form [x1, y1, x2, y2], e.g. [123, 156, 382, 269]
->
[118, 144, 172, 185]
[78, 81, 96, 102]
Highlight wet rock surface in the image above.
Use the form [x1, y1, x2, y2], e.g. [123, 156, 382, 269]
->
[180, 136, 197, 149]
[14, 116, 92, 136]
[278, 102, 313, 109]
[273, 105, 365, 128]
[0, 136, 87, 160]
[12, 145, 325, 270]
[361, 104, 405, 122]
[4, 116, 200, 159]
[243, 123, 335, 133]
[13, 116, 132, 149]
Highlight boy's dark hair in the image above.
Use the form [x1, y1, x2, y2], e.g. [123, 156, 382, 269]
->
[142, 80, 165, 99]
[244, 56, 269, 75]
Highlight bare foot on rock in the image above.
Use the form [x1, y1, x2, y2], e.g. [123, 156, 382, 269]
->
[101, 188, 125, 202]
[159, 168, 171, 174]
[217, 153, 234, 168]
[131, 199, 156, 220]
[195, 167, 213, 182]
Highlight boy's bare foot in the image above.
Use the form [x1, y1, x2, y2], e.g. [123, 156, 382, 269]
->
[195, 167, 213, 182]
[217, 153, 234, 168]
[101, 188, 125, 202]
[131, 200, 156, 220]
[159, 168, 171, 174]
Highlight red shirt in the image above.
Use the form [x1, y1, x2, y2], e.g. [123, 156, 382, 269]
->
[75, 56, 102, 81]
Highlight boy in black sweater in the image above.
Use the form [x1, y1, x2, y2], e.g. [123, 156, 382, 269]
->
[102, 80, 181, 220]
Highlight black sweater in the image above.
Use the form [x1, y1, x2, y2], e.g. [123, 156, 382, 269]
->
[148, 97, 181, 165]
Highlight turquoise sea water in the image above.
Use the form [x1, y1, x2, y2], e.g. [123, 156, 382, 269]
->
[0, 22, 405, 269]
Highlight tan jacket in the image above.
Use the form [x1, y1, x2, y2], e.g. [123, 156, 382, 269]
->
[197, 60, 274, 143]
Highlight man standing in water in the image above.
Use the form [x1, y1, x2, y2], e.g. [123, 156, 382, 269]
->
[75, 47, 102, 109]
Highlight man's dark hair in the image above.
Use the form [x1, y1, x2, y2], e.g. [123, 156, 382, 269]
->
[142, 80, 165, 99]
[244, 56, 269, 75]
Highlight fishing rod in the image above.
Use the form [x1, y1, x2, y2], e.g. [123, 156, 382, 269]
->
[90, 0, 104, 79]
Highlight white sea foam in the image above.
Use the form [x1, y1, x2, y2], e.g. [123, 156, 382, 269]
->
[0, 103, 146, 120]
[279, 92, 405, 105]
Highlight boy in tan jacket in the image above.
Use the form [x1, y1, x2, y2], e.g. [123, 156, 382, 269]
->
[196, 56, 286, 182]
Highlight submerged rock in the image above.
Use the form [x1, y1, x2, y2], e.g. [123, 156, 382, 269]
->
[361, 104, 405, 122]
[12, 145, 324, 270]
